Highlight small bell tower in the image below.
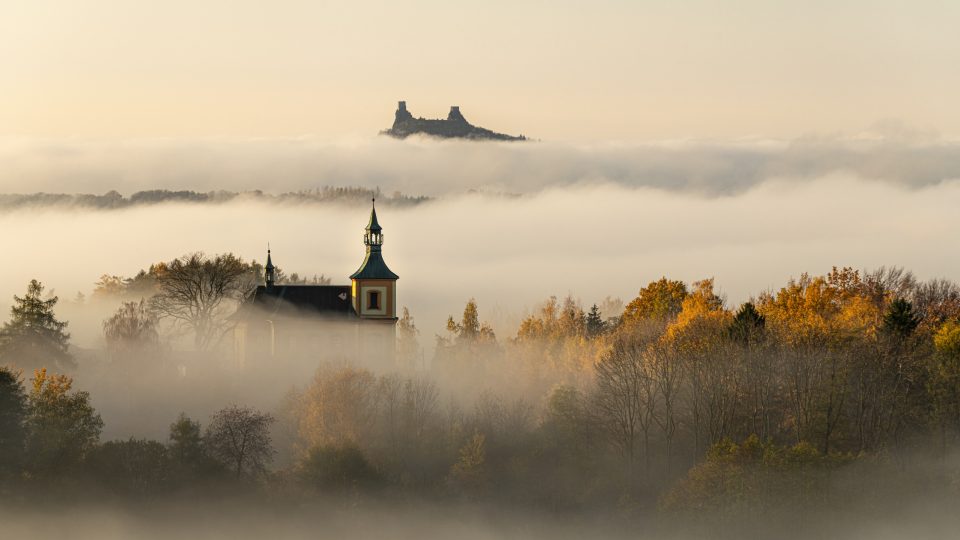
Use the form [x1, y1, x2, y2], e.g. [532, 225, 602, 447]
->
[350, 198, 399, 320]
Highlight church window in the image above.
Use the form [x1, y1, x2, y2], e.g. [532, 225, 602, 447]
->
[368, 290, 381, 310]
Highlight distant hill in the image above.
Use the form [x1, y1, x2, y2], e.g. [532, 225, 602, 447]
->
[381, 101, 526, 141]
[0, 187, 429, 210]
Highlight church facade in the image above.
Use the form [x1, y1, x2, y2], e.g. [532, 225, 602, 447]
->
[232, 201, 399, 371]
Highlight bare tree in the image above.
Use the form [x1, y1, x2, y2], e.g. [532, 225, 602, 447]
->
[151, 252, 255, 350]
[205, 405, 275, 478]
[103, 299, 159, 359]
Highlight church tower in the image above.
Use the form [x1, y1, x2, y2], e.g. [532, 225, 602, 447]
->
[350, 199, 399, 321]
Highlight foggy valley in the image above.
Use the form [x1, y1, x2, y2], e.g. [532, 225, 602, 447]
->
[4, 1, 960, 538]
[3, 156, 960, 538]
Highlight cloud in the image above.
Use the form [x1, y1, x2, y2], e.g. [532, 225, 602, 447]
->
[1, 132, 959, 197]
[3, 176, 959, 352]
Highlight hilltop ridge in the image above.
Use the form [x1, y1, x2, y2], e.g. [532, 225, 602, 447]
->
[381, 101, 526, 141]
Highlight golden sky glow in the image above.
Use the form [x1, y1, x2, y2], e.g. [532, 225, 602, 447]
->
[1, 0, 958, 140]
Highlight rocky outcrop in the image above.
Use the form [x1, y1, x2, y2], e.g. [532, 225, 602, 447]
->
[381, 101, 526, 141]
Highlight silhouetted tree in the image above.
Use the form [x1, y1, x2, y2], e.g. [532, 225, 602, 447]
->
[151, 253, 255, 350]
[0, 366, 27, 483]
[0, 280, 74, 372]
[25, 369, 103, 477]
[103, 299, 160, 359]
[586, 304, 607, 338]
[86, 439, 170, 498]
[298, 444, 384, 494]
[882, 298, 920, 339]
[205, 405, 274, 479]
[728, 302, 766, 345]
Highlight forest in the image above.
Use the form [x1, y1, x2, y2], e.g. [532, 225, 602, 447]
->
[0, 187, 429, 211]
[3, 259, 960, 537]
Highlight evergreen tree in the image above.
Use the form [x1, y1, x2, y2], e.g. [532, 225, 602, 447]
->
[728, 302, 766, 345]
[0, 366, 27, 483]
[882, 297, 920, 339]
[586, 304, 607, 338]
[0, 280, 74, 372]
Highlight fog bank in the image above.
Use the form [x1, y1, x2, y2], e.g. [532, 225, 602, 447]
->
[2, 177, 959, 349]
[1, 130, 959, 196]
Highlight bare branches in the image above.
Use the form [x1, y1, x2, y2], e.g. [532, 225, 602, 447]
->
[150, 252, 255, 351]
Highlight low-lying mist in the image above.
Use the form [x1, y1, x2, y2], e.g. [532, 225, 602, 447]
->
[5, 162, 960, 539]
[1, 129, 959, 197]
[2, 176, 959, 349]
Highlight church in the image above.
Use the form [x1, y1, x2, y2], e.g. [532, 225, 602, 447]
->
[232, 200, 400, 371]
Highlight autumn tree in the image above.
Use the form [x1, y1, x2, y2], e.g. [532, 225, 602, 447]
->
[436, 299, 499, 379]
[204, 405, 275, 479]
[298, 366, 381, 450]
[447, 432, 488, 498]
[25, 369, 103, 477]
[0, 280, 74, 372]
[445, 298, 497, 345]
[93, 264, 166, 300]
[664, 279, 734, 455]
[622, 277, 688, 325]
[151, 252, 256, 350]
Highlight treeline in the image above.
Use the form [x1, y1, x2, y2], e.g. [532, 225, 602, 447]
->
[0, 366, 274, 499]
[0, 186, 429, 211]
[3, 265, 960, 533]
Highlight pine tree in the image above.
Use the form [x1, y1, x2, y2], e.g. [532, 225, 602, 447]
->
[586, 304, 606, 338]
[728, 302, 766, 346]
[0, 280, 74, 372]
[882, 297, 920, 339]
[0, 366, 27, 482]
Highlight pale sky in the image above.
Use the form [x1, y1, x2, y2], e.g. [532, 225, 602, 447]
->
[1, 0, 958, 140]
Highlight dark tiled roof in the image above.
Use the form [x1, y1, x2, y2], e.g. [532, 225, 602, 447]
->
[238, 285, 355, 318]
[350, 250, 399, 280]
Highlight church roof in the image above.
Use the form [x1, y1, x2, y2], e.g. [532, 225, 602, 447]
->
[237, 285, 355, 319]
[350, 250, 399, 280]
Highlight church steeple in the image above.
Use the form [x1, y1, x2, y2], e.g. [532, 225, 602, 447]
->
[352, 199, 398, 280]
[264, 245, 276, 288]
[351, 199, 398, 320]
[364, 198, 384, 247]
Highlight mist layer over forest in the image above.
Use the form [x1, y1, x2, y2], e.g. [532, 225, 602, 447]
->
[3, 136, 960, 539]
[2, 174, 959, 348]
